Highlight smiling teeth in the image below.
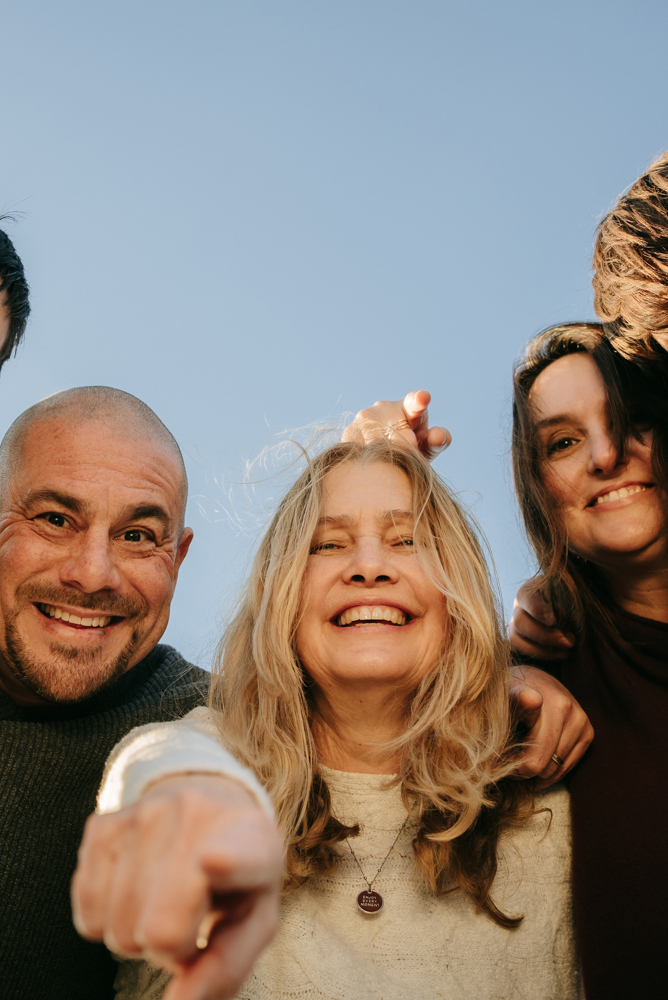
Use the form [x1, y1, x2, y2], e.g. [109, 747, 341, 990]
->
[594, 484, 649, 506]
[38, 604, 111, 628]
[336, 605, 407, 626]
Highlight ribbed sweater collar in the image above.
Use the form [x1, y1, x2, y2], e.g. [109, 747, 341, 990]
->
[0, 644, 178, 722]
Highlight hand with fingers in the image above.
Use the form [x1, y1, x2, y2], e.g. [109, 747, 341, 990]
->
[72, 774, 283, 1000]
[510, 664, 594, 790]
[509, 578, 574, 661]
[342, 390, 452, 461]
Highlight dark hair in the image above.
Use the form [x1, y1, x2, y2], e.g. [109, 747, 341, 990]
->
[0, 219, 30, 368]
[512, 322, 667, 647]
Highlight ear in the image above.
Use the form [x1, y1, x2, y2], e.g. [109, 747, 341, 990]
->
[174, 527, 194, 576]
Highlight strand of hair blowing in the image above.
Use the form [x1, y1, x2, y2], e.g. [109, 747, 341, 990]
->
[593, 151, 668, 355]
[209, 441, 534, 928]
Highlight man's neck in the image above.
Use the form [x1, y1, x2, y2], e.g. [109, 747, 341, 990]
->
[311, 683, 407, 774]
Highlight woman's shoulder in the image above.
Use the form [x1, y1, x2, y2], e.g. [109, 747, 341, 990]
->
[499, 782, 571, 859]
[534, 781, 570, 812]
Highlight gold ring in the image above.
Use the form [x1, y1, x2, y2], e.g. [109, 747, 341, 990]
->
[551, 753, 565, 767]
[195, 909, 224, 950]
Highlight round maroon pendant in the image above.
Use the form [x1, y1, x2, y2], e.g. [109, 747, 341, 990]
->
[357, 889, 383, 913]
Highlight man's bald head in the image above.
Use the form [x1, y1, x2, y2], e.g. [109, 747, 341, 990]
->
[0, 387, 193, 705]
[0, 387, 188, 529]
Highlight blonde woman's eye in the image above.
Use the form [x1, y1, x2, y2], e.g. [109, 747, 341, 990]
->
[310, 541, 339, 553]
[395, 537, 414, 547]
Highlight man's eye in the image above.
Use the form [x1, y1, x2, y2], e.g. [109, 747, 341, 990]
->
[40, 512, 67, 528]
[122, 529, 147, 543]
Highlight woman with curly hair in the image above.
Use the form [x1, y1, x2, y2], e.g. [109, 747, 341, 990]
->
[593, 150, 668, 358]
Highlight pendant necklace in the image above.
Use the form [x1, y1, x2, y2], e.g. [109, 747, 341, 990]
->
[346, 815, 409, 914]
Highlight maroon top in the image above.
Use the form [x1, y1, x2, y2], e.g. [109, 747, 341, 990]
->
[555, 607, 668, 999]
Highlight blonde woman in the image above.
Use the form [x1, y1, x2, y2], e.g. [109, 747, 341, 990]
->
[76, 439, 580, 1000]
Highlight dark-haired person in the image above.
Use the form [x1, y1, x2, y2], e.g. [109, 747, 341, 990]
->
[508, 323, 668, 1000]
[0, 221, 30, 365]
[509, 151, 668, 996]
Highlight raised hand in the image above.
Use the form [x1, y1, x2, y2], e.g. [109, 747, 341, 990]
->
[342, 390, 451, 460]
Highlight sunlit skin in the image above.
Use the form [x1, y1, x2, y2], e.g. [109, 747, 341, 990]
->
[0, 289, 9, 358]
[0, 416, 193, 706]
[529, 352, 668, 619]
[295, 461, 446, 772]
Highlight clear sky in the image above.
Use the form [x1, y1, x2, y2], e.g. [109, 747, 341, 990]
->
[2, 0, 668, 665]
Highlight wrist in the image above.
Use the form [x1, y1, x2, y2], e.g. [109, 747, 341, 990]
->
[143, 772, 259, 808]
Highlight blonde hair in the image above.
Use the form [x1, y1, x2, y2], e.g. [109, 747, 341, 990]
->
[209, 439, 532, 927]
[593, 151, 668, 357]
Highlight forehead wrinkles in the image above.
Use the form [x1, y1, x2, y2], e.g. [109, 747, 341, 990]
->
[7, 420, 185, 521]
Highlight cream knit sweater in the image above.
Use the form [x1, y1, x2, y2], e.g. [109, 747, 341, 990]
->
[108, 711, 581, 1000]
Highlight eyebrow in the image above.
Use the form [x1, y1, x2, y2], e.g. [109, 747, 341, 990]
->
[379, 508, 414, 523]
[533, 415, 574, 431]
[20, 492, 172, 529]
[316, 509, 414, 527]
[21, 489, 88, 514]
[125, 503, 172, 527]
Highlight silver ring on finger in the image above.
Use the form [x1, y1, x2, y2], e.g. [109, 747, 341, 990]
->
[551, 752, 565, 767]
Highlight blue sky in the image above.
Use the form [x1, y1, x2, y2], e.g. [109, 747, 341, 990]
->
[2, 1, 668, 664]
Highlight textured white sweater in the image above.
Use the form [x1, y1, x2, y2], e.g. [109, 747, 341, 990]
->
[107, 711, 581, 1000]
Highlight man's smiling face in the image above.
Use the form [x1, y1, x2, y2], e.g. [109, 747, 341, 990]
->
[0, 414, 192, 705]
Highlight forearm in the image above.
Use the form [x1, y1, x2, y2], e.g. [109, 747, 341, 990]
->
[98, 706, 274, 819]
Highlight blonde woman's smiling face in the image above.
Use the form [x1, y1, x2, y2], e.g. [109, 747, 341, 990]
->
[530, 352, 667, 570]
[295, 461, 447, 697]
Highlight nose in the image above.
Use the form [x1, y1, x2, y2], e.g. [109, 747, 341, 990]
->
[59, 528, 122, 594]
[587, 427, 624, 477]
[343, 536, 400, 586]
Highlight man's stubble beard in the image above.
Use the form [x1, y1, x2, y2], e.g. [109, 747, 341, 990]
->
[1, 583, 150, 703]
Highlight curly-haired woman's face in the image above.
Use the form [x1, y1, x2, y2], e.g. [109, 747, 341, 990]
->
[530, 352, 667, 571]
[295, 461, 446, 698]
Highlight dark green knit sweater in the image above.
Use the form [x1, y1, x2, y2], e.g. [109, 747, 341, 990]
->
[0, 644, 208, 999]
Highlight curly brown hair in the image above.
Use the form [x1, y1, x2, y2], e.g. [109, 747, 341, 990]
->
[593, 152, 668, 358]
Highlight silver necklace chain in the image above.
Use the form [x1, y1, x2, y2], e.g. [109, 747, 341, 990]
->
[345, 815, 409, 892]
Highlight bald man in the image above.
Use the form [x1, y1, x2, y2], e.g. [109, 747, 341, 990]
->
[0, 223, 30, 366]
[0, 387, 281, 1000]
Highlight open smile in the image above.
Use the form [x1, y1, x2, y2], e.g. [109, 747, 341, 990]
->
[35, 602, 123, 630]
[586, 483, 655, 508]
[333, 604, 412, 627]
